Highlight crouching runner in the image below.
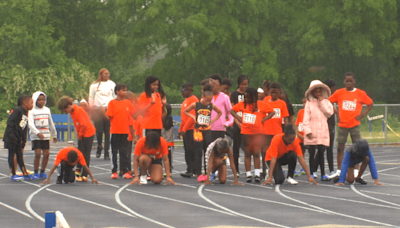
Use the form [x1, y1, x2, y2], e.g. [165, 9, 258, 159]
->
[41, 147, 98, 185]
[203, 137, 244, 185]
[129, 131, 176, 185]
[335, 139, 383, 186]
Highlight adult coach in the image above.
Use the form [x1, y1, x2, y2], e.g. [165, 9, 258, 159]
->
[89, 68, 116, 160]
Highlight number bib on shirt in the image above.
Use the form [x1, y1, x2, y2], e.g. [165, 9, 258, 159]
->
[197, 114, 211, 126]
[243, 113, 256, 124]
[272, 108, 281, 119]
[343, 100, 356, 111]
[298, 122, 304, 132]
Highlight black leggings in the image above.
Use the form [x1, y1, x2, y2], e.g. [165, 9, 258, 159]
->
[267, 151, 297, 184]
[326, 128, 335, 172]
[309, 145, 326, 176]
[8, 144, 27, 176]
[58, 161, 75, 183]
[232, 124, 241, 173]
[77, 135, 94, 177]
[111, 134, 129, 174]
[94, 110, 110, 155]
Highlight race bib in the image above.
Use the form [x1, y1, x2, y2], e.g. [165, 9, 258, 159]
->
[197, 114, 211, 126]
[243, 113, 256, 124]
[238, 95, 244, 102]
[343, 100, 356, 111]
[19, 115, 28, 129]
[272, 108, 281, 119]
[34, 118, 49, 128]
[237, 111, 242, 117]
[298, 122, 304, 132]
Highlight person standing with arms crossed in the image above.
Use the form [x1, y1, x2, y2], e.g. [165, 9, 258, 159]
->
[89, 68, 116, 160]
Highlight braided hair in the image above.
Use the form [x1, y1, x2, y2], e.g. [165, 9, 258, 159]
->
[244, 87, 258, 112]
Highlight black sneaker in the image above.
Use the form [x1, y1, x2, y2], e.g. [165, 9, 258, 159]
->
[254, 175, 261, 183]
[333, 176, 339, 183]
[260, 172, 266, 180]
[104, 152, 110, 160]
[96, 146, 102, 158]
[180, 172, 193, 178]
[355, 178, 367, 185]
[246, 175, 252, 183]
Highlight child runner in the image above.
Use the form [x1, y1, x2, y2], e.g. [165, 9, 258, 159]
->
[262, 125, 318, 185]
[126, 91, 138, 175]
[324, 78, 337, 176]
[334, 139, 383, 186]
[57, 96, 96, 182]
[178, 82, 199, 178]
[231, 87, 275, 183]
[261, 82, 289, 179]
[106, 83, 136, 179]
[4, 95, 34, 181]
[203, 137, 243, 185]
[303, 80, 334, 181]
[208, 74, 233, 141]
[28, 91, 57, 180]
[220, 78, 232, 95]
[161, 103, 175, 176]
[230, 74, 249, 177]
[41, 147, 98, 185]
[257, 87, 265, 100]
[294, 97, 307, 176]
[184, 84, 222, 179]
[328, 72, 374, 179]
[129, 131, 176, 185]
[137, 75, 166, 137]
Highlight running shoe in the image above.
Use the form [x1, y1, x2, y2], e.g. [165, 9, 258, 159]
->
[300, 169, 306, 175]
[56, 176, 63, 184]
[26, 169, 34, 175]
[287, 177, 298, 185]
[39, 173, 47, 179]
[327, 170, 340, 180]
[32, 173, 40, 180]
[236, 172, 240, 178]
[76, 176, 83, 182]
[140, 175, 148, 184]
[75, 170, 82, 176]
[355, 178, 367, 185]
[312, 172, 318, 179]
[209, 173, 217, 181]
[23, 174, 34, 181]
[111, 173, 118, 179]
[354, 169, 359, 178]
[197, 174, 207, 182]
[11, 175, 24, 181]
[254, 175, 261, 183]
[123, 172, 133, 179]
[332, 176, 339, 183]
[180, 172, 193, 178]
[329, 171, 336, 176]
[321, 175, 329, 181]
[246, 175, 252, 183]
[294, 171, 300, 177]
[147, 175, 151, 181]
[96, 145, 102, 158]
[82, 176, 88, 182]
[282, 170, 285, 175]
[260, 172, 266, 179]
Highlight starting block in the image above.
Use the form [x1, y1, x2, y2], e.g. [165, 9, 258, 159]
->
[45, 211, 70, 228]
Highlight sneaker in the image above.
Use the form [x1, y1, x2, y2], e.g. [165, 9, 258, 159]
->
[76, 176, 82, 182]
[39, 173, 47, 179]
[104, 153, 110, 160]
[354, 169, 359, 178]
[180, 172, 193, 178]
[209, 173, 217, 181]
[300, 169, 306, 175]
[24, 175, 34, 181]
[294, 171, 300, 177]
[332, 176, 339, 183]
[260, 172, 266, 179]
[96, 146, 102, 158]
[140, 175, 148, 184]
[197, 174, 207, 182]
[287, 177, 298, 185]
[312, 172, 318, 179]
[26, 169, 34, 175]
[163, 173, 167, 177]
[327, 170, 340, 180]
[147, 175, 151, 181]
[355, 178, 367, 185]
[246, 175, 252, 183]
[214, 171, 219, 181]
[82, 176, 88, 182]
[254, 175, 261, 183]
[75, 170, 82, 176]
[56, 177, 63, 184]
[321, 175, 329, 181]
[123, 172, 133, 179]
[282, 170, 285, 175]
[111, 173, 118, 179]
[32, 173, 40, 180]
[11, 175, 24, 181]
[329, 171, 336, 176]
[236, 172, 240, 178]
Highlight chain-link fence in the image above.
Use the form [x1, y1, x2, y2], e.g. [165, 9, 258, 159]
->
[171, 104, 400, 145]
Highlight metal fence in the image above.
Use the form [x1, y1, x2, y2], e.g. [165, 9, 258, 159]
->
[171, 103, 400, 145]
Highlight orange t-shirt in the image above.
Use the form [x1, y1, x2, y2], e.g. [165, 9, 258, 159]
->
[106, 99, 136, 134]
[134, 137, 169, 159]
[262, 99, 289, 135]
[329, 88, 373, 128]
[70, 104, 96, 138]
[128, 115, 135, 141]
[179, 95, 199, 132]
[54, 147, 86, 166]
[295, 109, 305, 143]
[133, 115, 143, 139]
[265, 133, 303, 161]
[232, 101, 274, 135]
[138, 92, 163, 130]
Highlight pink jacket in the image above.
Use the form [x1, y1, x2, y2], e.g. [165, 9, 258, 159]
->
[303, 80, 334, 146]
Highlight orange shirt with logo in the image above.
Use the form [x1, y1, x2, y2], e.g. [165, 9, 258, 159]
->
[54, 147, 86, 166]
[295, 109, 305, 143]
[262, 99, 289, 135]
[265, 133, 303, 161]
[138, 92, 163, 130]
[70, 104, 96, 138]
[106, 99, 136, 134]
[179, 95, 199, 132]
[232, 101, 274, 135]
[329, 88, 373, 128]
[134, 137, 169, 159]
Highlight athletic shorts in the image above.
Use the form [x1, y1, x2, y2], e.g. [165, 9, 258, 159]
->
[241, 134, 263, 148]
[337, 125, 361, 144]
[32, 140, 50, 150]
[152, 158, 163, 165]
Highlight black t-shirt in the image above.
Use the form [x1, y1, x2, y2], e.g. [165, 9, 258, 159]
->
[195, 102, 213, 129]
[230, 90, 245, 105]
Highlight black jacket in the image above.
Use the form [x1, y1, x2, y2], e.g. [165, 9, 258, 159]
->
[3, 106, 29, 149]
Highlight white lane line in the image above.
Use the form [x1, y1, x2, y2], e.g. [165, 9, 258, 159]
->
[295, 179, 349, 189]
[205, 188, 327, 214]
[116, 184, 174, 228]
[275, 185, 397, 227]
[361, 190, 400, 198]
[45, 189, 136, 218]
[376, 159, 400, 163]
[361, 166, 400, 186]
[0, 201, 33, 219]
[378, 173, 400, 178]
[126, 189, 235, 216]
[25, 185, 50, 222]
[198, 185, 290, 228]
[350, 185, 400, 208]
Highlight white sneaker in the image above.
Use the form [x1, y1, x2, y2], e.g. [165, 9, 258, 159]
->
[312, 172, 318, 179]
[354, 169, 359, 178]
[226, 158, 230, 166]
[287, 177, 298, 185]
[329, 171, 336, 176]
[327, 170, 340, 180]
[140, 175, 148, 184]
